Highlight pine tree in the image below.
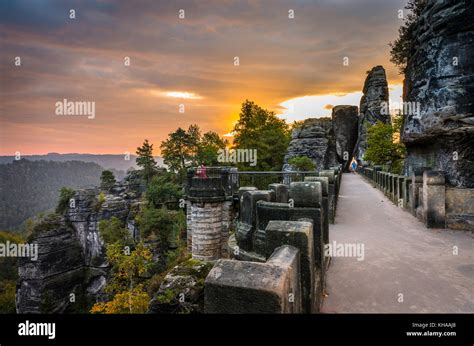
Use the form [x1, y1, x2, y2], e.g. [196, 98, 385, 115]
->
[100, 170, 116, 191]
[136, 139, 157, 184]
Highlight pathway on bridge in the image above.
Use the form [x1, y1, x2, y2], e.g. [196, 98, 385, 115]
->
[321, 173, 473, 313]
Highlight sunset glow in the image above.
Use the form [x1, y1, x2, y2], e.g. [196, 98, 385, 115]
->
[0, 0, 406, 155]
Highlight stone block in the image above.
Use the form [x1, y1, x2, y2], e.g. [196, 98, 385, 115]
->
[238, 186, 258, 199]
[397, 176, 405, 207]
[410, 167, 431, 214]
[304, 177, 329, 244]
[265, 220, 315, 313]
[204, 245, 302, 313]
[254, 201, 324, 273]
[289, 181, 322, 208]
[236, 190, 273, 251]
[403, 177, 412, 209]
[268, 183, 289, 203]
[422, 171, 446, 228]
[445, 187, 474, 231]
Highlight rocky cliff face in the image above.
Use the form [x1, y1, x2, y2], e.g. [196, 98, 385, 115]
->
[284, 105, 358, 172]
[16, 174, 143, 313]
[284, 118, 337, 171]
[401, 0, 474, 187]
[332, 106, 359, 171]
[355, 65, 390, 164]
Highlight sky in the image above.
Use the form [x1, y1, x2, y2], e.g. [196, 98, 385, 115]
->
[0, 0, 408, 155]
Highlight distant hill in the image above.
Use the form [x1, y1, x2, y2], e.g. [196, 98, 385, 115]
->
[0, 153, 164, 172]
[0, 159, 127, 230]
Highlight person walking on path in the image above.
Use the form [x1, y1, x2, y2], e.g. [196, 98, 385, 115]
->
[350, 159, 357, 173]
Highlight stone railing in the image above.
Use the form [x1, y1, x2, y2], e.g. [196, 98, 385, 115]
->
[356, 166, 473, 231]
[196, 165, 343, 313]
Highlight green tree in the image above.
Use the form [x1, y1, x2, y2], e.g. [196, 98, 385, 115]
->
[389, 0, 427, 73]
[136, 207, 184, 251]
[98, 217, 133, 247]
[232, 100, 291, 171]
[197, 131, 228, 165]
[100, 170, 116, 191]
[364, 115, 406, 174]
[90, 242, 152, 314]
[160, 125, 228, 176]
[146, 174, 183, 208]
[288, 156, 316, 171]
[56, 187, 75, 214]
[136, 139, 157, 184]
[0, 231, 24, 313]
[160, 127, 193, 175]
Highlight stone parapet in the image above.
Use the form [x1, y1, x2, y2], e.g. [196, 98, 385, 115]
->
[357, 166, 472, 231]
[204, 245, 302, 313]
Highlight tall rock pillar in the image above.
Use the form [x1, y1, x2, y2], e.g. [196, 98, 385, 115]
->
[354, 65, 390, 164]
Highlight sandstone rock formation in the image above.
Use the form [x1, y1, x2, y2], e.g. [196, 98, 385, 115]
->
[401, 0, 474, 187]
[148, 258, 213, 314]
[332, 105, 359, 171]
[284, 106, 358, 172]
[284, 118, 337, 172]
[16, 173, 143, 313]
[354, 65, 390, 164]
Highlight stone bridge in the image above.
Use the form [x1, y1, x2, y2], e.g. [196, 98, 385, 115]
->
[184, 165, 473, 313]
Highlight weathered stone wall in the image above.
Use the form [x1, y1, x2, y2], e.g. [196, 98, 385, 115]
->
[401, 0, 474, 187]
[186, 169, 237, 261]
[190, 202, 225, 261]
[358, 166, 474, 231]
[446, 187, 474, 230]
[204, 245, 302, 313]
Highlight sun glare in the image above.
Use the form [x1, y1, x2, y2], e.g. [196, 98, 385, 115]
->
[165, 91, 203, 99]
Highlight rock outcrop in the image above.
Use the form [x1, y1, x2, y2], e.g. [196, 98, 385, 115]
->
[148, 258, 213, 314]
[16, 174, 143, 313]
[332, 106, 359, 171]
[401, 0, 474, 187]
[284, 106, 358, 172]
[354, 65, 390, 164]
[284, 118, 338, 172]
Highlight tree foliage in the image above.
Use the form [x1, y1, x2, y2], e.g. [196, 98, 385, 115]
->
[146, 173, 183, 209]
[56, 187, 75, 214]
[135, 207, 185, 250]
[389, 0, 427, 73]
[287, 156, 316, 171]
[136, 139, 157, 184]
[197, 131, 229, 166]
[364, 115, 406, 174]
[160, 125, 228, 176]
[90, 284, 149, 314]
[100, 170, 116, 191]
[0, 231, 24, 313]
[232, 100, 291, 171]
[90, 242, 152, 314]
[98, 217, 133, 247]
